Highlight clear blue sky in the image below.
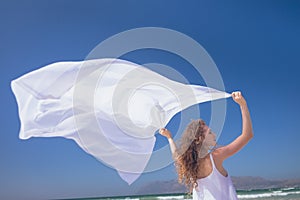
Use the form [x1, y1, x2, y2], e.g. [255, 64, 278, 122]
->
[1, 0, 300, 199]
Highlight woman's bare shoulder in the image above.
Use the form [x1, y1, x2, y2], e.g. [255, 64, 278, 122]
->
[212, 147, 227, 161]
[212, 149, 229, 177]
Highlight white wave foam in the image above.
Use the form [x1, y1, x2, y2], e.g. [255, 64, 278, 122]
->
[157, 195, 185, 199]
[238, 190, 300, 199]
[282, 187, 295, 191]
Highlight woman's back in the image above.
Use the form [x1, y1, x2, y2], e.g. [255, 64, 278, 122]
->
[193, 153, 238, 200]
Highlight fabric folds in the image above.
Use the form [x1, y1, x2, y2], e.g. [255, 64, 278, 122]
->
[11, 58, 230, 184]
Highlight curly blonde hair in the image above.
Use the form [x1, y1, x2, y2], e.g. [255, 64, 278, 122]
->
[175, 119, 208, 192]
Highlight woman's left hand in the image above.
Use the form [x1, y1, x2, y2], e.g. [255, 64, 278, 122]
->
[159, 128, 172, 139]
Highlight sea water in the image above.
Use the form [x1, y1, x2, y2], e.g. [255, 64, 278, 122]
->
[77, 187, 300, 200]
[237, 187, 300, 199]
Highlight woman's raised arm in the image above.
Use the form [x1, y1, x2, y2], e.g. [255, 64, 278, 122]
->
[159, 128, 178, 159]
[218, 91, 254, 159]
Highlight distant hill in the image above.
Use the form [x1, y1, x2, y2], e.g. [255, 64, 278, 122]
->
[231, 176, 300, 190]
[137, 176, 300, 195]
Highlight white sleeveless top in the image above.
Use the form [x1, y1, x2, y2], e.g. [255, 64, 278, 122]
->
[193, 154, 238, 200]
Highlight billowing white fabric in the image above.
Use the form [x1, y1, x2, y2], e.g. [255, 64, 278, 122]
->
[11, 58, 231, 184]
[193, 154, 238, 200]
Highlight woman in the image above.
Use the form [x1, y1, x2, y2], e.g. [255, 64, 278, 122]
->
[159, 91, 253, 200]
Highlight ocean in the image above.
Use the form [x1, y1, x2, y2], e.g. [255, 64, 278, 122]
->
[77, 187, 300, 200]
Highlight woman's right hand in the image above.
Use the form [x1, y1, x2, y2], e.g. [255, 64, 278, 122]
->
[232, 91, 246, 106]
[159, 128, 172, 139]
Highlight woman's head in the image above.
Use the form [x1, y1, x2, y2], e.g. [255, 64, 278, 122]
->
[175, 119, 217, 192]
[177, 119, 216, 158]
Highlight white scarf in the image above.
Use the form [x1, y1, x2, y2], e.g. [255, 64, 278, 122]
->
[11, 58, 230, 184]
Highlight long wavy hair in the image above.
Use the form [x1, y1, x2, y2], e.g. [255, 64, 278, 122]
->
[175, 119, 208, 192]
